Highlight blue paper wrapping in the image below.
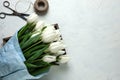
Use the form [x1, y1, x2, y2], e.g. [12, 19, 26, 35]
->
[0, 32, 48, 80]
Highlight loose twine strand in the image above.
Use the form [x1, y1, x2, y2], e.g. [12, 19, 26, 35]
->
[15, 0, 33, 13]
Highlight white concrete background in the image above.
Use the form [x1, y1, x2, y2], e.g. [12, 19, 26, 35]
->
[0, 0, 120, 80]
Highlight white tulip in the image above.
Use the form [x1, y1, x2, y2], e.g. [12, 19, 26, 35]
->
[43, 26, 55, 34]
[55, 30, 62, 41]
[42, 33, 57, 43]
[27, 13, 39, 23]
[56, 30, 61, 36]
[58, 55, 69, 64]
[35, 20, 45, 31]
[42, 55, 56, 63]
[48, 41, 66, 54]
[41, 26, 61, 43]
[57, 50, 65, 55]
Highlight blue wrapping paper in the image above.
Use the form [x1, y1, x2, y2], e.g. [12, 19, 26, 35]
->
[0, 32, 48, 80]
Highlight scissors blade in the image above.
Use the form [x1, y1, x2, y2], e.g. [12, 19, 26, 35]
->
[18, 16, 27, 21]
[20, 13, 29, 16]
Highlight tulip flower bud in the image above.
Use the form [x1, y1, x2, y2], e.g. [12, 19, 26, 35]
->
[48, 41, 66, 54]
[27, 13, 39, 23]
[41, 26, 60, 43]
[43, 26, 55, 34]
[42, 55, 56, 63]
[58, 55, 69, 64]
[54, 30, 62, 41]
[35, 20, 45, 31]
[57, 50, 65, 55]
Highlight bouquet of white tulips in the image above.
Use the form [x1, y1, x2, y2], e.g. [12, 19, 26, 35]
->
[17, 13, 69, 76]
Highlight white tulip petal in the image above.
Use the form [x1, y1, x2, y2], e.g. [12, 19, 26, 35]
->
[59, 55, 70, 64]
[48, 41, 66, 54]
[42, 55, 56, 63]
[42, 33, 57, 43]
[41, 26, 59, 43]
[35, 21, 45, 31]
[56, 30, 61, 36]
[27, 13, 39, 23]
[57, 50, 65, 55]
[43, 26, 55, 32]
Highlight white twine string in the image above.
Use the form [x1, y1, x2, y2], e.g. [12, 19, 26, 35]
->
[15, 0, 33, 13]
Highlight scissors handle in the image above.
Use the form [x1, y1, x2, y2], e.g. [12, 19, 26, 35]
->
[3, 1, 10, 7]
[3, 1, 16, 13]
[0, 12, 6, 19]
[0, 12, 15, 19]
[0, 1, 30, 21]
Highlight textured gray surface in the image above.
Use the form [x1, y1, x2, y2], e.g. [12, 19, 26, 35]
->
[1, 0, 120, 80]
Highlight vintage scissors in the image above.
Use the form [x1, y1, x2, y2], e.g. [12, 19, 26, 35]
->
[0, 1, 29, 21]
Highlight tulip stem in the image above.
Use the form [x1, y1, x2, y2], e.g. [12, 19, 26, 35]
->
[23, 40, 42, 53]
[30, 65, 51, 76]
[18, 23, 32, 38]
[31, 59, 42, 63]
[24, 44, 47, 57]
[27, 44, 49, 61]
